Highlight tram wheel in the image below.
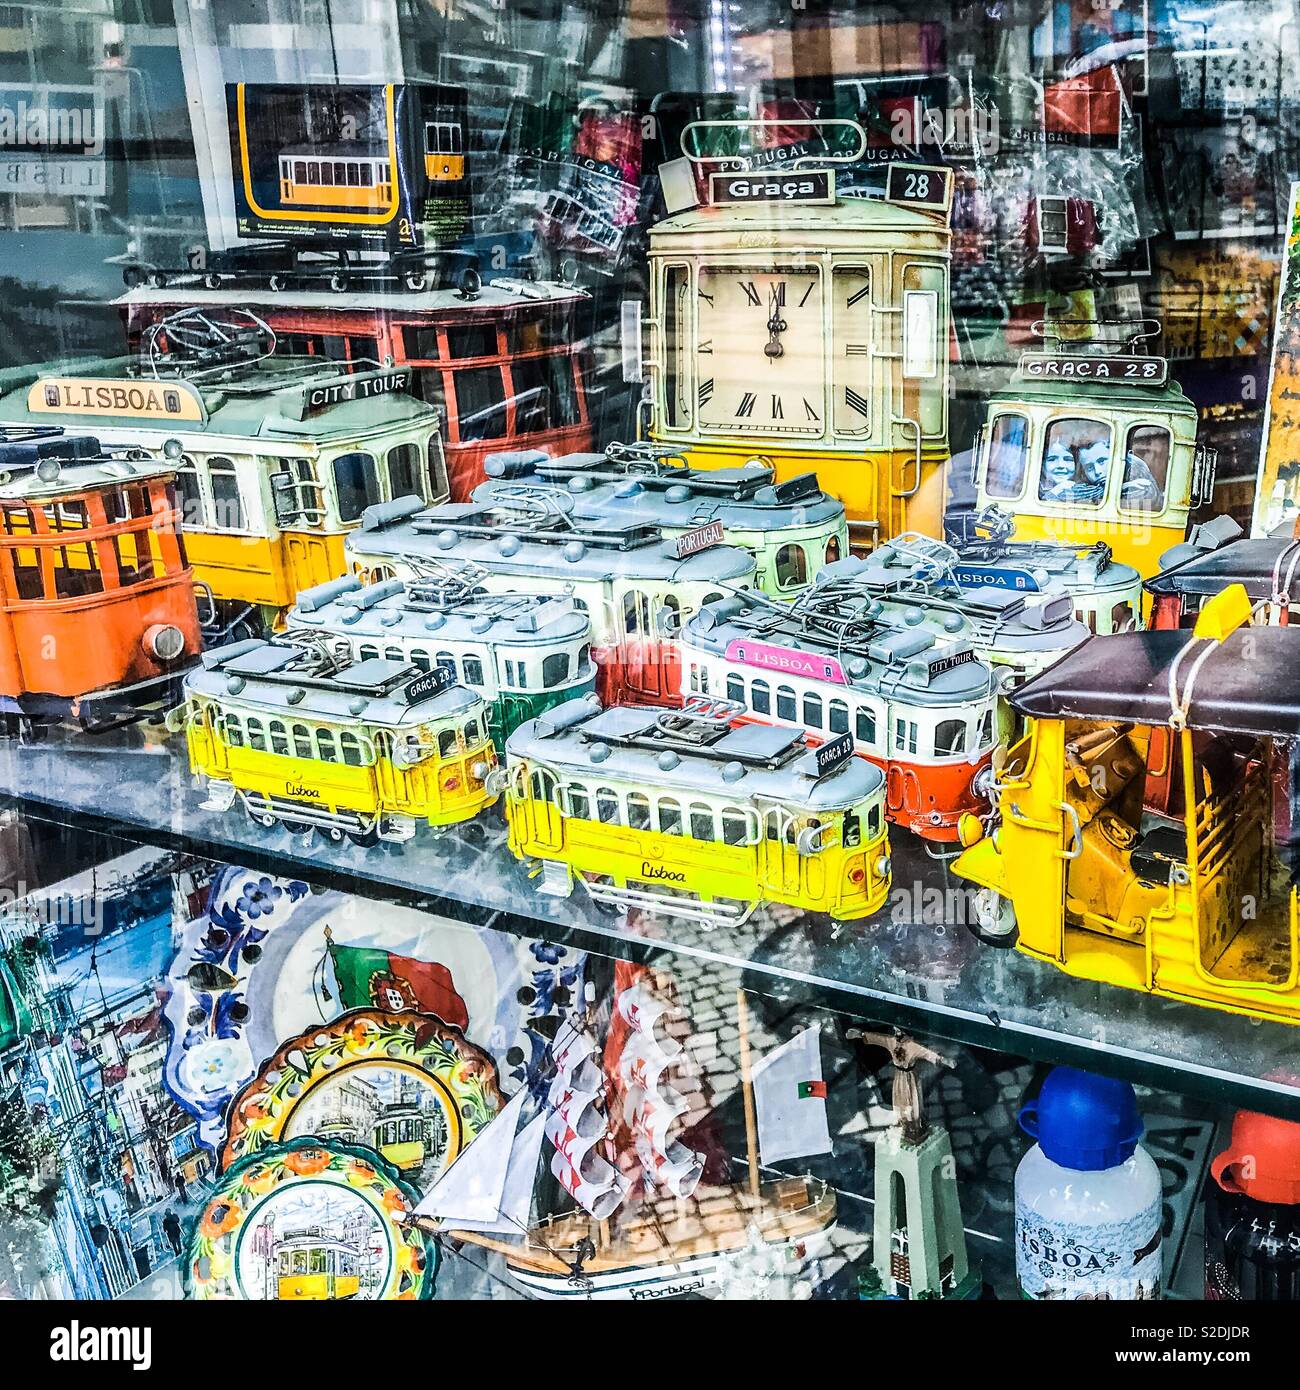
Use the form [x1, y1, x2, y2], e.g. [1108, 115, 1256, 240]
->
[403, 270, 427, 292]
[149, 270, 168, 289]
[319, 824, 346, 845]
[268, 273, 287, 292]
[280, 819, 314, 836]
[203, 272, 222, 290]
[329, 271, 349, 293]
[347, 826, 380, 848]
[967, 889, 1018, 948]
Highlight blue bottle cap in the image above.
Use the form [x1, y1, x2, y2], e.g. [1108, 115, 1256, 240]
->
[1017, 1066, 1144, 1171]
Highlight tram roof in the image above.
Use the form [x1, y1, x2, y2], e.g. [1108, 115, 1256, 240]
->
[507, 699, 884, 808]
[1145, 536, 1300, 601]
[991, 369, 1197, 418]
[115, 279, 587, 315]
[1010, 626, 1300, 738]
[947, 532, 1139, 593]
[0, 355, 439, 443]
[349, 498, 758, 583]
[684, 591, 996, 704]
[0, 430, 177, 499]
[478, 450, 845, 531]
[288, 574, 591, 646]
[650, 196, 948, 243]
[185, 639, 482, 726]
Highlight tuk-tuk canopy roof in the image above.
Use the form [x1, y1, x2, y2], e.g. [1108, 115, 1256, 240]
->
[1010, 626, 1300, 738]
[1145, 537, 1300, 601]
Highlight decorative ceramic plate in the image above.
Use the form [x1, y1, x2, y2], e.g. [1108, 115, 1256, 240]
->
[186, 1137, 434, 1300]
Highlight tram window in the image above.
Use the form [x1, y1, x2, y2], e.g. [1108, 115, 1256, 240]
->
[721, 809, 752, 847]
[776, 686, 796, 720]
[826, 535, 841, 564]
[1, 506, 32, 536]
[844, 811, 861, 848]
[332, 452, 382, 523]
[689, 803, 715, 841]
[658, 798, 683, 835]
[323, 336, 349, 362]
[438, 728, 458, 757]
[269, 720, 290, 756]
[1111, 600, 1135, 632]
[292, 724, 313, 758]
[348, 336, 379, 365]
[176, 459, 205, 527]
[829, 700, 850, 735]
[52, 542, 103, 597]
[463, 653, 484, 685]
[414, 370, 447, 415]
[775, 544, 808, 589]
[208, 461, 246, 536]
[293, 161, 307, 183]
[462, 718, 480, 747]
[387, 444, 421, 500]
[409, 648, 431, 673]
[1039, 418, 1112, 506]
[359, 644, 380, 661]
[448, 324, 498, 360]
[340, 732, 365, 766]
[434, 651, 457, 680]
[403, 327, 441, 360]
[985, 414, 1030, 500]
[596, 787, 620, 825]
[385, 645, 403, 663]
[976, 709, 994, 748]
[512, 355, 581, 433]
[627, 793, 652, 831]
[902, 289, 939, 379]
[567, 785, 591, 820]
[246, 717, 267, 752]
[542, 652, 569, 688]
[660, 594, 681, 636]
[531, 768, 557, 803]
[688, 663, 701, 693]
[317, 728, 337, 762]
[751, 679, 771, 715]
[223, 712, 243, 747]
[856, 706, 877, 744]
[454, 367, 508, 441]
[895, 718, 919, 755]
[867, 804, 881, 838]
[622, 590, 651, 635]
[663, 265, 691, 429]
[726, 674, 744, 704]
[1120, 425, 1169, 512]
[934, 719, 966, 756]
[803, 693, 823, 728]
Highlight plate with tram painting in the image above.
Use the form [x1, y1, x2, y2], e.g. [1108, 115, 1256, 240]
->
[187, 1137, 434, 1301]
[221, 1010, 507, 1194]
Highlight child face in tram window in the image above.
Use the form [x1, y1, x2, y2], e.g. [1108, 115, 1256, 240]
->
[1040, 438, 1077, 498]
[1077, 438, 1111, 488]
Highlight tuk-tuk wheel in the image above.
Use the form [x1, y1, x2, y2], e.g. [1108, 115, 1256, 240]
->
[968, 888, 1018, 948]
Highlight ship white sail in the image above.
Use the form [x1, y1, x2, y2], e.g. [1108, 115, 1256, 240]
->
[545, 1017, 629, 1220]
[415, 1089, 547, 1236]
[611, 974, 704, 1199]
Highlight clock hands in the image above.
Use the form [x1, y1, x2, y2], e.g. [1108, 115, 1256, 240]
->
[765, 283, 787, 360]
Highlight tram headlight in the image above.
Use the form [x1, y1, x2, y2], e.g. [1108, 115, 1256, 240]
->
[874, 853, 891, 880]
[143, 624, 187, 663]
[470, 760, 490, 783]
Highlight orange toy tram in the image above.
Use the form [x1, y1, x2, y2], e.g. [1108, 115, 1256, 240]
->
[0, 427, 201, 719]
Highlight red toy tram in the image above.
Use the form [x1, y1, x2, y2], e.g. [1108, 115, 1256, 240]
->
[117, 279, 594, 503]
[0, 427, 202, 720]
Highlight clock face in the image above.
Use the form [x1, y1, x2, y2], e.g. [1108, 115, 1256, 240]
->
[695, 266, 825, 435]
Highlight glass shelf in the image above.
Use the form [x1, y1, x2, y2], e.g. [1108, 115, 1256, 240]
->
[7, 723, 1300, 1120]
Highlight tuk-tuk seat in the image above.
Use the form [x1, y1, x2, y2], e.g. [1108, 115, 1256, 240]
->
[1130, 822, 1186, 886]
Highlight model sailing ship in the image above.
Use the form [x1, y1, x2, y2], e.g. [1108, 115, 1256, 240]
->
[413, 977, 836, 1300]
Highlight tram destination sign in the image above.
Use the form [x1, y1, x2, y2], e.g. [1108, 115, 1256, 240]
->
[28, 376, 207, 424]
[1017, 353, 1168, 386]
[674, 519, 725, 558]
[952, 563, 1040, 593]
[403, 664, 455, 704]
[710, 169, 835, 206]
[299, 369, 412, 417]
[926, 646, 977, 681]
[884, 163, 954, 214]
[814, 732, 855, 777]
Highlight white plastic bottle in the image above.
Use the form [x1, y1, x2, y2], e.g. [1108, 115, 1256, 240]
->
[1014, 1066, 1162, 1300]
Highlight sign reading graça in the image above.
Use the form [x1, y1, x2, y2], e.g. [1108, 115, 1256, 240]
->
[1017, 353, 1168, 386]
[814, 731, 854, 777]
[710, 169, 834, 206]
[404, 664, 455, 704]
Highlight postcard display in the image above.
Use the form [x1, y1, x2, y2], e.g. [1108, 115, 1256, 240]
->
[6, 0, 1300, 1307]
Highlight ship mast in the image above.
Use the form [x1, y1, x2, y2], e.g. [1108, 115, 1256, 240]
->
[736, 989, 761, 1203]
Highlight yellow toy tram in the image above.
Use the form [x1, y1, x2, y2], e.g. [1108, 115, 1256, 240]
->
[179, 636, 500, 844]
[0, 311, 449, 622]
[276, 1230, 361, 1301]
[645, 127, 953, 550]
[505, 695, 891, 929]
[966, 345, 1217, 581]
[952, 586, 1300, 1026]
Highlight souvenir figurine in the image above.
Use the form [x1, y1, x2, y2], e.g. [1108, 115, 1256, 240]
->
[643, 119, 953, 549]
[0, 308, 448, 628]
[503, 696, 891, 926]
[0, 427, 201, 724]
[952, 584, 1300, 1024]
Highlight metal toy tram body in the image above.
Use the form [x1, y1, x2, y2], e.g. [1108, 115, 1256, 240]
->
[505, 697, 891, 927]
[952, 586, 1300, 1026]
[118, 279, 593, 503]
[646, 126, 953, 550]
[0, 327, 448, 623]
[967, 346, 1216, 582]
[0, 428, 202, 718]
[344, 489, 756, 707]
[679, 586, 998, 843]
[476, 442, 848, 594]
[181, 637, 499, 844]
[285, 571, 596, 741]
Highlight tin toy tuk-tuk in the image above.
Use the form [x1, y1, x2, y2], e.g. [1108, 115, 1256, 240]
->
[1147, 517, 1300, 628]
[951, 584, 1300, 1026]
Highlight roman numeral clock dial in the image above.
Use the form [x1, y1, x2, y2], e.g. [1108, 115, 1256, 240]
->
[694, 268, 825, 434]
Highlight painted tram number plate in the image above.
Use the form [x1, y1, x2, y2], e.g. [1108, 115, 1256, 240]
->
[674, 519, 725, 558]
[885, 163, 953, 213]
[1018, 353, 1169, 386]
[815, 731, 855, 777]
[710, 168, 835, 205]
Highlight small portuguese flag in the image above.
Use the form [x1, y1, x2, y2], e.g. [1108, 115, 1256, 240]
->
[797, 1080, 828, 1100]
[327, 941, 469, 1030]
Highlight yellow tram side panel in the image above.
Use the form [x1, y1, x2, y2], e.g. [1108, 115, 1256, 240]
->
[184, 530, 349, 609]
[955, 719, 1300, 1026]
[506, 794, 889, 921]
[188, 721, 498, 827]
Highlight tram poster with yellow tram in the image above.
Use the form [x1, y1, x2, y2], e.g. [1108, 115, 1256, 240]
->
[226, 82, 470, 247]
